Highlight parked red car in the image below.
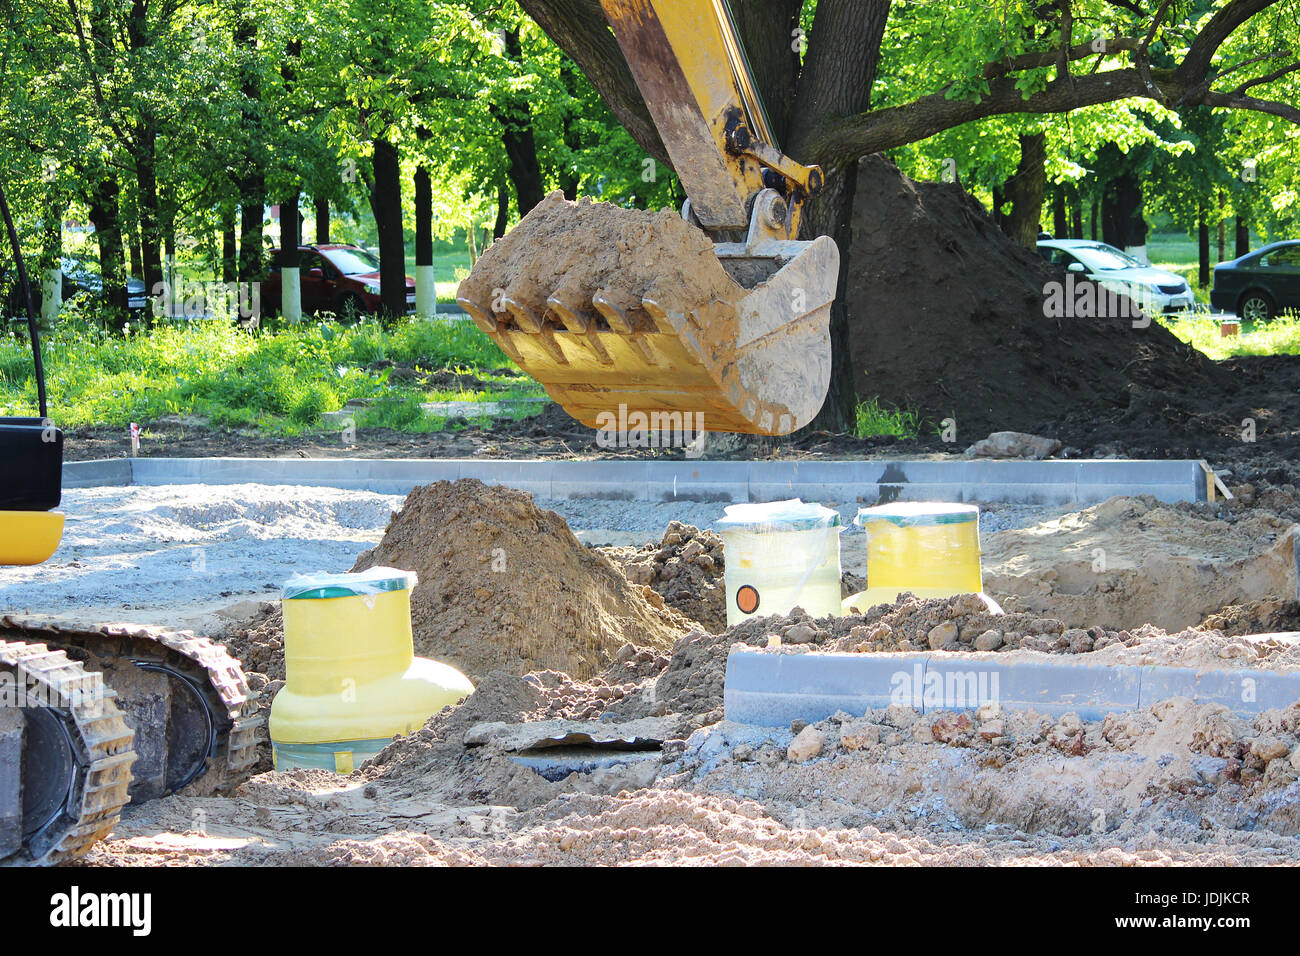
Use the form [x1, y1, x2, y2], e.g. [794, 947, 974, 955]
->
[263, 244, 415, 317]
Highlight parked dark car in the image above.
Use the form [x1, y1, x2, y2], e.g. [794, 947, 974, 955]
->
[1210, 240, 1300, 322]
[263, 244, 416, 317]
[3, 256, 148, 317]
[59, 257, 150, 313]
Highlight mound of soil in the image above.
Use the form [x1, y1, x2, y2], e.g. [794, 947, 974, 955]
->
[982, 495, 1299, 630]
[1201, 599, 1300, 636]
[845, 156, 1248, 453]
[347, 479, 690, 683]
[458, 191, 741, 320]
[221, 480, 693, 691]
[607, 593, 1300, 728]
[599, 521, 727, 633]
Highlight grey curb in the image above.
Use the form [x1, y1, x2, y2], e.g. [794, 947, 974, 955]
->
[722, 649, 1300, 726]
[63, 457, 1212, 504]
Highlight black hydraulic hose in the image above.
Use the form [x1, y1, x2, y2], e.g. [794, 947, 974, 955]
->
[0, 177, 47, 418]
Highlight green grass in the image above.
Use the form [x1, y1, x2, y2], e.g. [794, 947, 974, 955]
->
[1145, 229, 1268, 298]
[853, 398, 922, 440]
[400, 235, 473, 305]
[1158, 310, 1300, 360]
[0, 315, 540, 434]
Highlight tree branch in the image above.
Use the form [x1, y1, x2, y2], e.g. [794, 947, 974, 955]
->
[806, 0, 1294, 168]
[1201, 89, 1300, 124]
[804, 68, 1157, 165]
[984, 35, 1140, 78]
[1232, 60, 1300, 94]
[1173, 0, 1278, 86]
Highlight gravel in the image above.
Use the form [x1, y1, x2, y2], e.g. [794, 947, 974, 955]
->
[0, 483, 1072, 627]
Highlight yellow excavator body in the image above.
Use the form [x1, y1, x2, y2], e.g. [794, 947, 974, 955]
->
[458, 0, 840, 436]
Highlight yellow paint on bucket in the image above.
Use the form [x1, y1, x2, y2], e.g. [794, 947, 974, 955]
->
[270, 567, 474, 772]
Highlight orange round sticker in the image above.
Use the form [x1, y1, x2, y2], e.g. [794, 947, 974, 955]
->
[735, 585, 760, 615]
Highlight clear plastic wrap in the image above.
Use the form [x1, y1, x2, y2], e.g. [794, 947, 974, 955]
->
[715, 499, 843, 624]
[281, 566, 418, 601]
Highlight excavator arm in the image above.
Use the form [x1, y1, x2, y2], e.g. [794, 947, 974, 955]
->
[457, 0, 840, 436]
[602, 0, 822, 236]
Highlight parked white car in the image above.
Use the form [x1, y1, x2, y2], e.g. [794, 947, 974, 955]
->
[1038, 239, 1196, 314]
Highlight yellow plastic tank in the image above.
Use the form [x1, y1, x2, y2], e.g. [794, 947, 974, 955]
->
[843, 502, 995, 613]
[716, 499, 843, 626]
[0, 510, 65, 565]
[269, 567, 474, 773]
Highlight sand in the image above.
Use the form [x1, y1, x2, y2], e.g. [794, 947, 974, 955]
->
[983, 495, 1299, 630]
[457, 191, 743, 327]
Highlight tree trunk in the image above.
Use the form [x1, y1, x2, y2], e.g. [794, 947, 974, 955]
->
[314, 197, 330, 244]
[40, 196, 63, 324]
[127, 228, 143, 281]
[789, 0, 892, 434]
[134, 132, 162, 295]
[280, 191, 302, 322]
[1198, 205, 1210, 288]
[163, 207, 176, 286]
[1052, 186, 1067, 239]
[558, 59, 584, 200]
[1000, 132, 1047, 247]
[1235, 214, 1249, 259]
[1102, 172, 1146, 258]
[369, 136, 406, 319]
[1216, 191, 1226, 262]
[221, 209, 237, 283]
[414, 163, 435, 318]
[236, 9, 265, 282]
[1068, 187, 1082, 239]
[126, 0, 164, 298]
[494, 33, 546, 219]
[1090, 195, 1098, 240]
[494, 183, 510, 240]
[0, 179, 47, 415]
[88, 176, 128, 329]
[239, 195, 265, 282]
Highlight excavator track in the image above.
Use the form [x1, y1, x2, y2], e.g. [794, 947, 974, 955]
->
[0, 641, 135, 865]
[0, 617, 262, 805]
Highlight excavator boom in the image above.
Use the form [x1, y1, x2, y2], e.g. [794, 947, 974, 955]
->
[458, 0, 839, 436]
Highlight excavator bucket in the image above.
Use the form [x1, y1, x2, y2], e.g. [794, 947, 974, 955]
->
[457, 191, 839, 436]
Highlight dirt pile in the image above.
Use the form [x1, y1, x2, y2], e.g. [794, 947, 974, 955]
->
[349, 480, 691, 682]
[599, 521, 727, 632]
[610, 593, 1300, 727]
[982, 495, 1298, 630]
[458, 191, 742, 321]
[95, 591, 1300, 866]
[676, 696, 1300, 843]
[221, 480, 693, 690]
[1201, 599, 1300, 636]
[221, 603, 285, 683]
[846, 156, 1243, 453]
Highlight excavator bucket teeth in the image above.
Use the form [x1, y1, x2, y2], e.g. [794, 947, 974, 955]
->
[457, 192, 838, 436]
